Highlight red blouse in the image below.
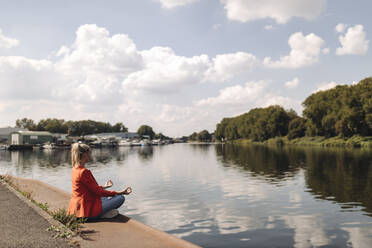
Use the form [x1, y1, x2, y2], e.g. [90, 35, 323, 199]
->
[68, 166, 117, 218]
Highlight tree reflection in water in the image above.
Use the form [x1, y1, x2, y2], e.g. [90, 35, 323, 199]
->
[215, 144, 372, 216]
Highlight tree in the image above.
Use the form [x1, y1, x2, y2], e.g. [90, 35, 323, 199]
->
[198, 130, 212, 142]
[287, 117, 307, 140]
[214, 105, 295, 142]
[189, 132, 198, 141]
[15, 118, 36, 130]
[137, 125, 155, 139]
[112, 122, 128, 133]
[36, 118, 68, 133]
[303, 77, 372, 137]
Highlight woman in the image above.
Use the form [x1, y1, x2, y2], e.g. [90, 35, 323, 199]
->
[68, 143, 132, 219]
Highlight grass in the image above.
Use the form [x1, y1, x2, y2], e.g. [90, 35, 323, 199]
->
[227, 135, 372, 148]
[51, 208, 86, 232]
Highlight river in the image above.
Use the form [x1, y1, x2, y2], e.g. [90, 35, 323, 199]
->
[0, 144, 371, 248]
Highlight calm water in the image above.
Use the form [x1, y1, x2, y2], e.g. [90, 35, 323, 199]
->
[0, 144, 372, 248]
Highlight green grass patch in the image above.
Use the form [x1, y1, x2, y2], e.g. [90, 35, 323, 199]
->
[52, 208, 86, 232]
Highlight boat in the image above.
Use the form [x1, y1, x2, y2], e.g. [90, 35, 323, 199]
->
[42, 142, 57, 149]
[0, 144, 9, 150]
[151, 139, 161, 145]
[141, 139, 151, 146]
[118, 139, 132, 147]
[131, 139, 142, 146]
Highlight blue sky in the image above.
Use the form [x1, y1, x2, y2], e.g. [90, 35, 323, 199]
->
[0, 0, 370, 136]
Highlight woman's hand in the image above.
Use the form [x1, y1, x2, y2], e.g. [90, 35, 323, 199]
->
[103, 180, 113, 189]
[119, 187, 132, 195]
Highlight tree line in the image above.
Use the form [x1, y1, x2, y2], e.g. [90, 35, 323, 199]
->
[188, 130, 213, 142]
[15, 118, 129, 136]
[214, 77, 372, 141]
[15, 118, 169, 139]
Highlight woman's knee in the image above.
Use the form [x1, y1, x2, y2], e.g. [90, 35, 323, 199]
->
[115, 194, 125, 207]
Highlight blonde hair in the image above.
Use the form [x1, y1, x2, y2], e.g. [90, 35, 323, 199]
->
[71, 143, 91, 167]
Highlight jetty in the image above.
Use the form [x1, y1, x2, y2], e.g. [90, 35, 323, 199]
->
[1, 176, 200, 248]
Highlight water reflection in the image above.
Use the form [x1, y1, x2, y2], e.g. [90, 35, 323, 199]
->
[215, 145, 305, 182]
[0, 144, 371, 247]
[303, 148, 372, 216]
[215, 144, 372, 216]
[137, 146, 154, 162]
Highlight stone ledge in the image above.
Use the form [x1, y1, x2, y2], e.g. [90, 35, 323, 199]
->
[4, 176, 201, 248]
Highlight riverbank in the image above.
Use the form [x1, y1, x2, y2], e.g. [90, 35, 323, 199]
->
[228, 135, 372, 148]
[0, 175, 200, 248]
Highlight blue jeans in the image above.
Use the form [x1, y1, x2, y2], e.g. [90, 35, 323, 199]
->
[101, 195, 125, 216]
[86, 195, 125, 221]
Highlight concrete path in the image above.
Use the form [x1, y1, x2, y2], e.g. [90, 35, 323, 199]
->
[0, 183, 71, 248]
[5, 176, 201, 248]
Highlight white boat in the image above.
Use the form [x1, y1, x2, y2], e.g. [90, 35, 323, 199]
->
[141, 140, 151, 146]
[131, 139, 142, 146]
[42, 143, 57, 149]
[0, 144, 8, 150]
[118, 139, 132, 147]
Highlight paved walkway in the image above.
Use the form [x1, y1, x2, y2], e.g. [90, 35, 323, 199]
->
[0, 183, 71, 248]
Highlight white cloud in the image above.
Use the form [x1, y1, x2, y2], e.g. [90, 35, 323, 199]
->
[285, 77, 299, 89]
[0, 29, 19, 49]
[195, 81, 300, 113]
[123, 46, 210, 93]
[0, 24, 301, 136]
[205, 52, 258, 82]
[264, 25, 273, 30]
[0, 56, 60, 100]
[221, 0, 326, 24]
[55, 24, 144, 104]
[263, 32, 326, 68]
[335, 23, 347, 33]
[156, 0, 198, 9]
[322, 48, 330, 54]
[314, 81, 339, 92]
[123, 50, 259, 93]
[212, 24, 222, 30]
[336, 24, 369, 56]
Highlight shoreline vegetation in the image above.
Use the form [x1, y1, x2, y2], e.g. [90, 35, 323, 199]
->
[209, 77, 372, 149]
[228, 136, 372, 148]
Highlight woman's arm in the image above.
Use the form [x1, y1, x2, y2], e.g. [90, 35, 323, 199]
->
[101, 180, 113, 189]
[81, 170, 118, 197]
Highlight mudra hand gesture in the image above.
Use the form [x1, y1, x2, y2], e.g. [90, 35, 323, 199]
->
[119, 187, 132, 195]
[103, 180, 113, 189]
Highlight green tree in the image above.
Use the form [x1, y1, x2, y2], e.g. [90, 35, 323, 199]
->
[303, 77, 372, 137]
[137, 125, 155, 139]
[287, 117, 307, 140]
[189, 132, 198, 141]
[112, 122, 128, 133]
[197, 130, 212, 142]
[215, 105, 294, 142]
[15, 118, 36, 130]
[36, 118, 68, 133]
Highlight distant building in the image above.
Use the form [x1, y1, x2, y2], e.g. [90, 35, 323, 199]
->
[9, 131, 53, 145]
[0, 127, 28, 143]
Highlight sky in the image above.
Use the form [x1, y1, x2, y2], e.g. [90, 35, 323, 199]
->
[0, 0, 371, 137]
